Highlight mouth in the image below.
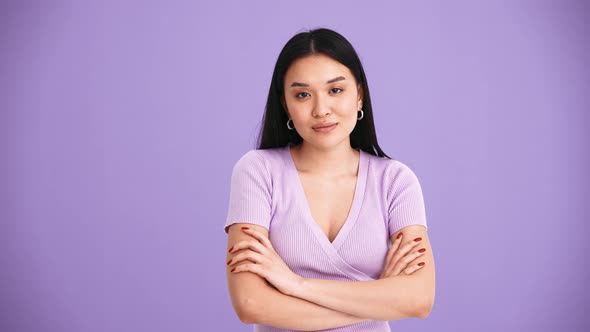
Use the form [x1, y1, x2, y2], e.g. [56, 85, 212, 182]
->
[312, 122, 338, 133]
[312, 122, 338, 129]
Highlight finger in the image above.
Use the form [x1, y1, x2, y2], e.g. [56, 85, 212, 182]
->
[382, 233, 403, 274]
[242, 228, 273, 248]
[385, 238, 423, 276]
[230, 263, 265, 277]
[391, 248, 426, 275]
[381, 247, 395, 277]
[229, 239, 267, 255]
[391, 247, 427, 275]
[388, 237, 422, 269]
[402, 262, 426, 275]
[227, 250, 264, 267]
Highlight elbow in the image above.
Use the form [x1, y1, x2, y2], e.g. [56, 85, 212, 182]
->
[234, 296, 259, 324]
[415, 304, 432, 319]
[415, 296, 434, 319]
[228, 272, 270, 324]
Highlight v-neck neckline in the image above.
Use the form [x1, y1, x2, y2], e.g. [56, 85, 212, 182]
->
[285, 145, 367, 250]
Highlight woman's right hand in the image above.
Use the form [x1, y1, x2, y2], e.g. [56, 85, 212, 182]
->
[379, 232, 427, 278]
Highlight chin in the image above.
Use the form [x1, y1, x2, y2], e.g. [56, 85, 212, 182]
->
[303, 136, 350, 150]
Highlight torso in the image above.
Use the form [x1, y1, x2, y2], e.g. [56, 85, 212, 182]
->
[298, 172, 357, 242]
[252, 146, 413, 283]
[291, 147, 360, 243]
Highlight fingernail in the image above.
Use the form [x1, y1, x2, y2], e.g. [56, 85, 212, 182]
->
[241, 227, 249, 230]
[418, 248, 426, 253]
[228, 245, 234, 253]
[226, 259, 232, 265]
[230, 267, 236, 272]
[413, 237, 422, 242]
[418, 262, 425, 266]
[396, 233, 403, 239]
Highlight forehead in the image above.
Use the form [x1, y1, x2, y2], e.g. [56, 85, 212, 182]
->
[284, 54, 353, 84]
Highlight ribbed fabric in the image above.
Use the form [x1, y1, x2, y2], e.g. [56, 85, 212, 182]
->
[225, 146, 428, 332]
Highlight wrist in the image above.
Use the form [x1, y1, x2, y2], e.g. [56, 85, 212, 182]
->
[292, 276, 309, 298]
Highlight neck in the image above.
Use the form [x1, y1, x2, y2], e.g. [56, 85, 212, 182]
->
[291, 140, 359, 177]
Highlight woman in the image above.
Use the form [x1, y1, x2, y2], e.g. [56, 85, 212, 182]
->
[224, 28, 435, 331]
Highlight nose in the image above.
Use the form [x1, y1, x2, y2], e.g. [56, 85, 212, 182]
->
[312, 94, 331, 118]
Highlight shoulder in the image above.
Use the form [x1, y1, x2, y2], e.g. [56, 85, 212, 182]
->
[365, 152, 420, 182]
[364, 152, 423, 195]
[231, 147, 287, 176]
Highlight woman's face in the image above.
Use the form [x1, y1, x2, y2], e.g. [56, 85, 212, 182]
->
[282, 54, 363, 150]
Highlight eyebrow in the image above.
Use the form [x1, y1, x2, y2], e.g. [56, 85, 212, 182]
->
[290, 76, 346, 87]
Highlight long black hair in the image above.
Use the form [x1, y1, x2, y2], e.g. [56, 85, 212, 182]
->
[256, 28, 390, 159]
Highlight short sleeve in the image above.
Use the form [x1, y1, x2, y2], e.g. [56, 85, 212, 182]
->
[224, 150, 272, 233]
[386, 161, 428, 235]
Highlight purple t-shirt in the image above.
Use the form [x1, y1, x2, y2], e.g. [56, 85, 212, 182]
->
[225, 145, 428, 332]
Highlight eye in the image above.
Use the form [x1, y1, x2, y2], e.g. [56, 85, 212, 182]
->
[296, 92, 310, 99]
[330, 87, 343, 94]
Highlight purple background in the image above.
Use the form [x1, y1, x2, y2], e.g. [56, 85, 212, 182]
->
[2, 1, 589, 331]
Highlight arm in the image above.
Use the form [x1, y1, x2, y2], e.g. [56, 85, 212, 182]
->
[292, 225, 435, 321]
[226, 223, 370, 330]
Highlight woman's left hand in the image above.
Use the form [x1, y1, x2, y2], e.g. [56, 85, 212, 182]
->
[228, 227, 303, 296]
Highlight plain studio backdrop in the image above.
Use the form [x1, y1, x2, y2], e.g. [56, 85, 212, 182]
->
[1, 1, 588, 331]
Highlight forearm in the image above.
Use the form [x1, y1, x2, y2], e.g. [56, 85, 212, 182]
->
[256, 284, 370, 330]
[237, 277, 369, 330]
[227, 224, 369, 330]
[294, 275, 433, 321]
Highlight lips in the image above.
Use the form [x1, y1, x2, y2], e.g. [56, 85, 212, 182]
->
[312, 122, 338, 129]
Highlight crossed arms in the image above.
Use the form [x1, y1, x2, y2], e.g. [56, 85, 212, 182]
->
[225, 223, 435, 330]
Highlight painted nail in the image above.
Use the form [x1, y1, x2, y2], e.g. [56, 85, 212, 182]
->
[397, 233, 403, 239]
[418, 262, 425, 266]
[228, 245, 234, 253]
[418, 248, 426, 253]
[413, 237, 422, 242]
[226, 259, 232, 265]
[230, 267, 236, 272]
[241, 227, 249, 230]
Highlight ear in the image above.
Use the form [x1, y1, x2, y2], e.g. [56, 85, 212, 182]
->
[357, 84, 364, 110]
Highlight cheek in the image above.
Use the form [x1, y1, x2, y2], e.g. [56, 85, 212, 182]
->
[334, 96, 359, 115]
[285, 97, 308, 112]
[287, 104, 311, 120]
